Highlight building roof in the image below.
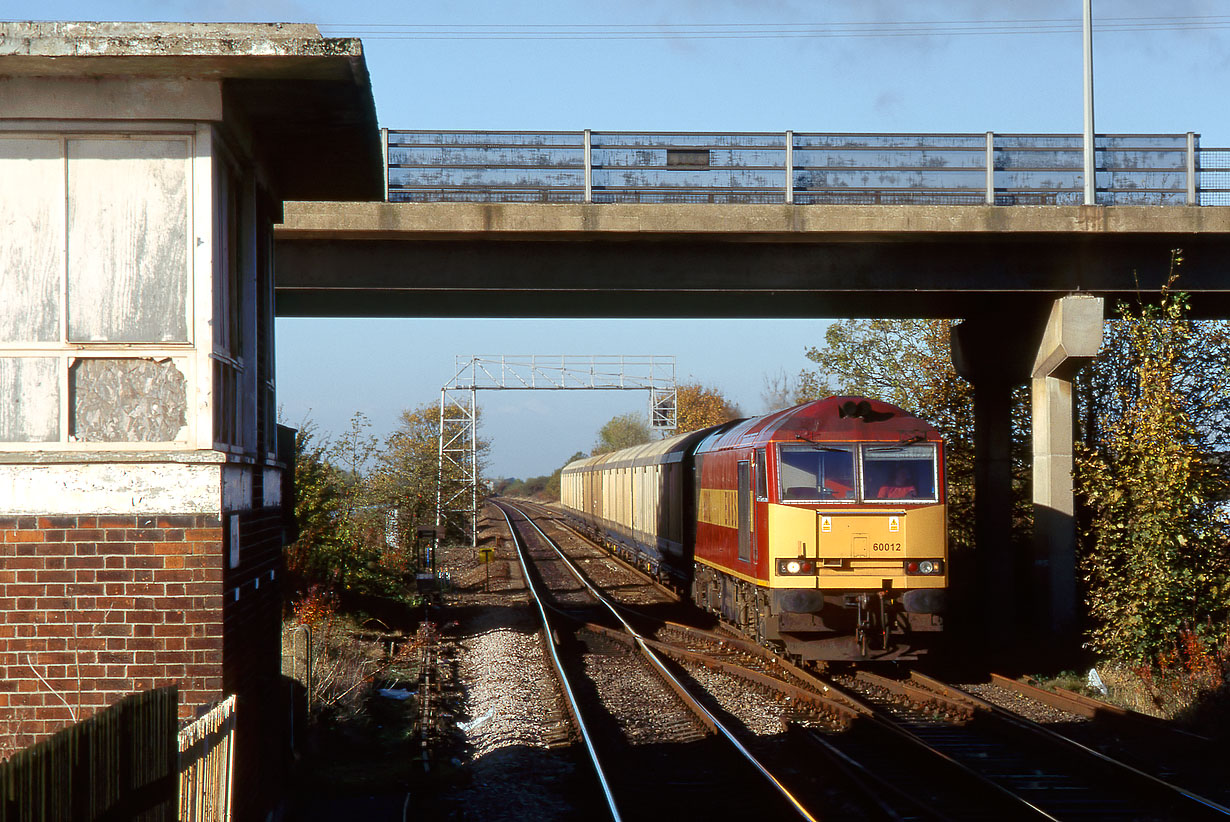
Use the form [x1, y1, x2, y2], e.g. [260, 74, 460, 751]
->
[0, 21, 383, 201]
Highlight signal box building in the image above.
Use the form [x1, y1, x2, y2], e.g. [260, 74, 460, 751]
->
[0, 22, 382, 817]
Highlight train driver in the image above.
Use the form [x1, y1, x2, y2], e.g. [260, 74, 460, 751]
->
[877, 466, 917, 499]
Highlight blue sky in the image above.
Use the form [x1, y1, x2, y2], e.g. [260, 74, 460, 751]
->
[10, 1, 1230, 476]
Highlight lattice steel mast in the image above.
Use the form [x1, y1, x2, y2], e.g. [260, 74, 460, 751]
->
[434, 355, 677, 554]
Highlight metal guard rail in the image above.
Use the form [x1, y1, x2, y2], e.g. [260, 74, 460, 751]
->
[383, 129, 1230, 206]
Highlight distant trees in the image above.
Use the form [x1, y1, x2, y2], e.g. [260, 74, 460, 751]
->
[495, 451, 586, 501]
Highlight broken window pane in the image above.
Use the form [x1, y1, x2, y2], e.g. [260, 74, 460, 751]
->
[69, 357, 187, 442]
[66, 138, 189, 343]
[0, 357, 60, 442]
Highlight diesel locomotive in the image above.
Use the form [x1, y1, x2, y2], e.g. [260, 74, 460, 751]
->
[560, 397, 947, 660]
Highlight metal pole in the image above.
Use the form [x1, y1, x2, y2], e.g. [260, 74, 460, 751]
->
[382, 127, 390, 202]
[1082, 0, 1096, 205]
[985, 131, 995, 205]
[434, 388, 446, 570]
[583, 129, 593, 203]
[1187, 131, 1197, 205]
[784, 130, 794, 204]
[470, 384, 478, 550]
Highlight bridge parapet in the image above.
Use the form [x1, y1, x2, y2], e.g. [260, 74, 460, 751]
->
[385, 129, 1230, 207]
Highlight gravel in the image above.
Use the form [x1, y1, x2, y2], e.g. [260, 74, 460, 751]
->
[456, 626, 564, 756]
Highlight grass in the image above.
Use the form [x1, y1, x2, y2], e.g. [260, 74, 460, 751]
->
[1038, 630, 1230, 740]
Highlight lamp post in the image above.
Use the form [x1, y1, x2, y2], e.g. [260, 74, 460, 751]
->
[1082, 0, 1096, 205]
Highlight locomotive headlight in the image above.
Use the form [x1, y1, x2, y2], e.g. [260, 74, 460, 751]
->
[905, 559, 944, 575]
[777, 558, 817, 575]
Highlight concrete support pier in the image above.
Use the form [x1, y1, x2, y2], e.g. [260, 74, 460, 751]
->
[952, 308, 1044, 648]
[952, 295, 1104, 654]
[1030, 295, 1104, 637]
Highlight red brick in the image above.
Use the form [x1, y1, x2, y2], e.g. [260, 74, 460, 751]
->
[5, 531, 45, 543]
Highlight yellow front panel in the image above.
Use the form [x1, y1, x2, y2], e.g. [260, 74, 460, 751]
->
[767, 502, 948, 590]
[818, 511, 905, 558]
[767, 503, 821, 589]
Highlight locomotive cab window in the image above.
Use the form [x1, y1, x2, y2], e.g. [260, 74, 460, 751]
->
[778, 444, 855, 501]
[862, 444, 938, 502]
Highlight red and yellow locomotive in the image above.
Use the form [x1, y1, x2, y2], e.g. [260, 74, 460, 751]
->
[560, 397, 947, 660]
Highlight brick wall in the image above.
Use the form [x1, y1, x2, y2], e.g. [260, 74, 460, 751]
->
[0, 514, 223, 757]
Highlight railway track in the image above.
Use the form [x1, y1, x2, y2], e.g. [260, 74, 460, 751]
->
[504, 500, 1230, 821]
[494, 500, 821, 821]
[804, 669, 1230, 821]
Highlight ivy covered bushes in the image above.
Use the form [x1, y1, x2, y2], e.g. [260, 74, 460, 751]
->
[1076, 259, 1230, 663]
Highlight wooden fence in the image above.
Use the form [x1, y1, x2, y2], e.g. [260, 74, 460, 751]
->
[176, 696, 235, 822]
[0, 687, 178, 822]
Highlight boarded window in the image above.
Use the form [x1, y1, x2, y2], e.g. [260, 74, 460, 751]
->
[0, 358, 59, 442]
[69, 357, 187, 442]
[66, 138, 189, 343]
[0, 138, 63, 343]
[666, 149, 710, 168]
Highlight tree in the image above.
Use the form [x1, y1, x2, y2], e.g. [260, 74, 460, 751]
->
[675, 380, 741, 433]
[1076, 265, 1230, 661]
[797, 319, 984, 552]
[760, 369, 805, 413]
[284, 420, 365, 594]
[370, 402, 490, 545]
[592, 412, 652, 454]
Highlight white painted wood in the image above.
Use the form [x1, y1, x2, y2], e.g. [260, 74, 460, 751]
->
[193, 124, 215, 451]
[0, 137, 64, 343]
[0, 78, 222, 121]
[0, 357, 59, 441]
[262, 467, 283, 507]
[222, 464, 252, 511]
[67, 137, 190, 342]
[0, 461, 222, 514]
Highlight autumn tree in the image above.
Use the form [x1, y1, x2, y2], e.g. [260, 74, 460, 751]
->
[1076, 267, 1230, 661]
[285, 418, 396, 601]
[797, 319, 985, 552]
[285, 421, 353, 590]
[370, 401, 490, 546]
[674, 380, 742, 433]
[592, 412, 652, 454]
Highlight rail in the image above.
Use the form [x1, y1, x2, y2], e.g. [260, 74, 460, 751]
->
[494, 503, 622, 821]
[385, 129, 1230, 206]
[498, 500, 819, 821]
